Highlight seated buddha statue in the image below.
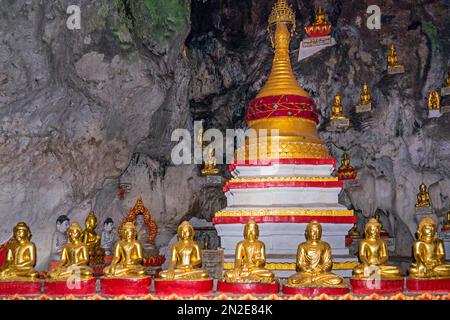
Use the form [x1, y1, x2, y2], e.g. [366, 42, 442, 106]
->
[408, 217, 450, 279]
[428, 91, 440, 111]
[443, 211, 450, 230]
[159, 221, 209, 280]
[47, 223, 93, 280]
[304, 6, 332, 37]
[387, 44, 401, 67]
[201, 146, 219, 175]
[330, 95, 348, 121]
[103, 222, 147, 278]
[337, 152, 357, 180]
[223, 220, 276, 283]
[352, 218, 402, 279]
[287, 221, 345, 287]
[339, 152, 353, 171]
[415, 183, 432, 208]
[360, 83, 372, 105]
[446, 70, 450, 88]
[82, 211, 105, 265]
[348, 223, 361, 238]
[0, 222, 38, 281]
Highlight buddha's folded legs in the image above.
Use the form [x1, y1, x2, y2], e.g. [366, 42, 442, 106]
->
[433, 264, 450, 277]
[312, 273, 344, 286]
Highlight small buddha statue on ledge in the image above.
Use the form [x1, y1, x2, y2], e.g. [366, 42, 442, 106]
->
[386, 44, 404, 75]
[352, 218, 402, 279]
[358, 83, 372, 111]
[222, 220, 276, 283]
[47, 223, 93, 280]
[408, 217, 450, 279]
[375, 213, 389, 235]
[82, 211, 105, 266]
[201, 146, 220, 176]
[330, 95, 348, 121]
[446, 70, 450, 88]
[286, 221, 346, 288]
[159, 221, 209, 280]
[304, 5, 332, 38]
[0, 222, 38, 281]
[428, 90, 440, 111]
[415, 183, 432, 208]
[100, 218, 117, 257]
[336, 152, 357, 180]
[103, 222, 147, 278]
[442, 70, 450, 96]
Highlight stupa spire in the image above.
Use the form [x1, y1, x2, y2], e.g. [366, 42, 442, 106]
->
[257, 0, 308, 98]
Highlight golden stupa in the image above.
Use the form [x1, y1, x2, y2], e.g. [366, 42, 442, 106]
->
[236, 0, 329, 162]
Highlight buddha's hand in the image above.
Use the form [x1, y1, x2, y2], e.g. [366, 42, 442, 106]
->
[166, 270, 175, 280]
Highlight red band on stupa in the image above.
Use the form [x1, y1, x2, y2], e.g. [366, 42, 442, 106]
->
[246, 95, 318, 123]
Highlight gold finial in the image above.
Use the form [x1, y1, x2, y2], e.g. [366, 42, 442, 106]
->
[268, 0, 296, 41]
[257, 0, 307, 98]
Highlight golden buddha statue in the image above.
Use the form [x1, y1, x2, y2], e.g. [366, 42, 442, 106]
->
[446, 70, 450, 87]
[287, 221, 345, 287]
[428, 91, 440, 111]
[408, 217, 450, 279]
[304, 5, 332, 37]
[415, 183, 432, 208]
[375, 213, 388, 235]
[359, 83, 372, 105]
[336, 152, 357, 180]
[339, 152, 353, 171]
[352, 218, 402, 279]
[222, 220, 276, 283]
[0, 222, 38, 281]
[103, 222, 147, 278]
[201, 145, 219, 175]
[47, 223, 93, 280]
[159, 221, 209, 280]
[82, 211, 105, 265]
[387, 44, 401, 67]
[330, 95, 348, 121]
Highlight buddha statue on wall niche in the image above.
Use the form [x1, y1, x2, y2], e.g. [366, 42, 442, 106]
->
[387, 44, 401, 68]
[352, 218, 402, 280]
[330, 95, 348, 121]
[0, 223, 39, 281]
[415, 183, 432, 208]
[158, 221, 209, 281]
[359, 84, 372, 105]
[286, 221, 346, 288]
[428, 91, 440, 111]
[47, 223, 93, 281]
[408, 217, 450, 279]
[222, 220, 276, 284]
[103, 222, 147, 278]
[304, 5, 332, 38]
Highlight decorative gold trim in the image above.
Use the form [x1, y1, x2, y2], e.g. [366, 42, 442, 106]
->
[215, 209, 354, 217]
[228, 176, 338, 183]
[223, 261, 358, 271]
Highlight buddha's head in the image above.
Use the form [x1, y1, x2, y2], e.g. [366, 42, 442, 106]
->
[121, 222, 137, 242]
[362, 84, 369, 94]
[419, 183, 427, 193]
[244, 220, 259, 241]
[334, 95, 341, 105]
[13, 222, 31, 242]
[56, 215, 70, 233]
[305, 220, 322, 241]
[417, 217, 436, 243]
[85, 211, 97, 230]
[103, 218, 114, 232]
[178, 221, 194, 241]
[364, 218, 381, 239]
[315, 6, 325, 23]
[390, 44, 396, 54]
[67, 223, 83, 243]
